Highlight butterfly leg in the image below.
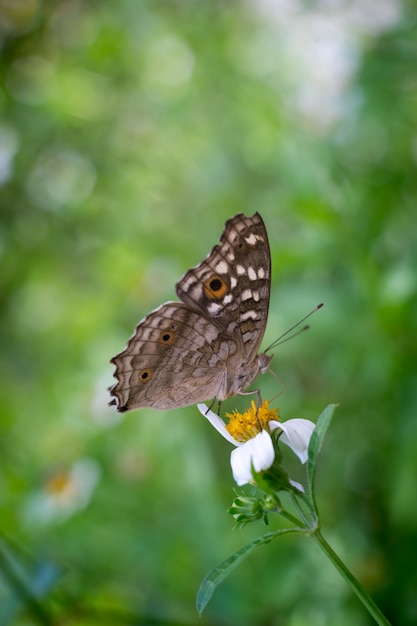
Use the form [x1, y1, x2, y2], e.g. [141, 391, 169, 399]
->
[238, 387, 262, 406]
[205, 398, 222, 415]
[267, 367, 286, 402]
[237, 388, 264, 429]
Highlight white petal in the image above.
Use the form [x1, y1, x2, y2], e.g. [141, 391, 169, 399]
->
[289, 479, 304, 493]
[230, 430, 275, 486]
[270, 418, 315, 464]
[197, 403, 240, 446]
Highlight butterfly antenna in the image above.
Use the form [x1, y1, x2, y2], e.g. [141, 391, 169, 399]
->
[264, 303, 324, 353]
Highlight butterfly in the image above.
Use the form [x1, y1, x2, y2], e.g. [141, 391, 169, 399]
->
[109, 212, 272, 411]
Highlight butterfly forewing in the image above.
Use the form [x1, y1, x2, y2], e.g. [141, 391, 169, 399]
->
[176, 212, 271, 361]
[110, 212, 271, 411]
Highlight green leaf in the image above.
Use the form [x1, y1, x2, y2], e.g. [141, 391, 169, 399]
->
[196, 528, 300, 615]
[306, 404, 338, 505]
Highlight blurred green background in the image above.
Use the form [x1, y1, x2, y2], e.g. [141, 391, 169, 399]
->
[1, 1, 417, 624]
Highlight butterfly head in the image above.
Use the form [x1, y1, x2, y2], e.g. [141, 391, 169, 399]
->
[258, 352, 273, 374]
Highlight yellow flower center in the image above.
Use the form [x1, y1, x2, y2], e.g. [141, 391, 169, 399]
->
[226, 400, 280, 442]
[46, 472, 73, 496]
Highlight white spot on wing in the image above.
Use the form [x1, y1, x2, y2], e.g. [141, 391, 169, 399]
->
[222, 294, 233, 305]
[230, 276, 237, 288]
[248, 266, 257, 281]
[241, 310, 258, 321]
[181, 276, 194, 289]
[208, 302, 222, 314]
[236, 265, 246, 275]
[215, 261, 228, 274]
[245, 233, 257, 245]
[258, 267, 265, 279]
[241, 289, 252, 301]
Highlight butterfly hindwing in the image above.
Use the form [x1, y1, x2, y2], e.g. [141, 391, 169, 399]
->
[109, 302, 231, 410]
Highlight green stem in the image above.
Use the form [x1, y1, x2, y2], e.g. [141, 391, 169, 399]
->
[313, 530, 391, 626]
[278, 508, 303, 527]
[0, 541, 53, 626]
[289, 492, 317, 529]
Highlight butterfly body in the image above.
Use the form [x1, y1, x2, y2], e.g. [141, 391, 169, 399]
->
[110, 212, 272, 411]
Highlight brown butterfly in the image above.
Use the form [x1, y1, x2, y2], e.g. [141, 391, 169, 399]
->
[109, 212, 272, 411]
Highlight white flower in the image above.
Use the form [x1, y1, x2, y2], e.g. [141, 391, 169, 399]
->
[197, 403, 315, 487]
[230, 430, 275, 486]
[23, 458, 101, 526]
[269, 418, 315, 464]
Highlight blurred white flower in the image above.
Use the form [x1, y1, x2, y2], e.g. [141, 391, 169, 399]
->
[23, 458, 101, 525]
